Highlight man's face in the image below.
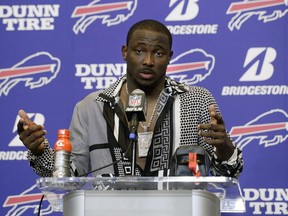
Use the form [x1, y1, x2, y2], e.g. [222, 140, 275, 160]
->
[122, 29, 173, 89]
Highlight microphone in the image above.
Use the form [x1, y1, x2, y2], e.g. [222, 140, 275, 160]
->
[125, 89, 147, 175]
[125, 89, 147, 132]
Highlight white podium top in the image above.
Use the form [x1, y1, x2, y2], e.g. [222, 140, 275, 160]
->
[36, 176, 245, 213]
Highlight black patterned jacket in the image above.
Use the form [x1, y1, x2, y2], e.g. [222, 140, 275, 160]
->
[27, 76, 243, 178]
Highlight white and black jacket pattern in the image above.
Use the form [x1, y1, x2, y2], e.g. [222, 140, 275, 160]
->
[27, 76, 243, 178]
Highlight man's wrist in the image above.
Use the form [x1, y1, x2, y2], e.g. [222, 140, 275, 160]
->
[27, 139, 50, 160]
[215, 137, 235, 161]
[31, 142, 46, 156]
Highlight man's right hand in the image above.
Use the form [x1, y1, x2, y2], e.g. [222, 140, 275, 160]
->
[17, 109, 47, 155]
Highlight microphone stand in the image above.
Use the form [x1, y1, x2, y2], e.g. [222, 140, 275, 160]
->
[129, 114, 139, 176]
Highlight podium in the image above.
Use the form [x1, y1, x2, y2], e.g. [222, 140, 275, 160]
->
[36, 176, 246, 216]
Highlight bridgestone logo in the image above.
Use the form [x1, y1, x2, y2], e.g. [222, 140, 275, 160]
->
[0, 151, 28, 160]
[222, 85, 288, 96]
[166, 24, 218, 35]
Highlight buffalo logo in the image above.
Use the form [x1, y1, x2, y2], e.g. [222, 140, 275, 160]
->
[72, 0, 137, 34]
[167, 48, 215, 85]
[0, 52, 61, 96]
[227, 0, 288, 31]
[230, 109, 288, 150]
[3, 185, 53, 215]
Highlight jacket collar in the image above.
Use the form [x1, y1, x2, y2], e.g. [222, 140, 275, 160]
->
[94, 75, 190, 104]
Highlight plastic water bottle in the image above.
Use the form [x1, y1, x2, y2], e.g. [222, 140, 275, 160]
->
[53, 129, 72, 177]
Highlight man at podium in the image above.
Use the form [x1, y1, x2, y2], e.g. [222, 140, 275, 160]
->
[17, 19, 243, 178]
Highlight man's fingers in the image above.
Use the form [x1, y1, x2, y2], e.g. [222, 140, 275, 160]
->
[209, 105, 224, 124]
[19, 125, 46, 147]
[29, 137, 45, 151]
[18, 109, 37, 133]
[199, 130, 226, 139]
[18, 109, 35, 126]
[17, 110, 46, 155]
[208, 105, 217, 124]
[19, 125, 45, 140]
[17, 114, 24, 132]
[199, 123, 225, 131]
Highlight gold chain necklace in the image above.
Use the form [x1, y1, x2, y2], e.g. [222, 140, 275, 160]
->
[125, 83, 162, 132]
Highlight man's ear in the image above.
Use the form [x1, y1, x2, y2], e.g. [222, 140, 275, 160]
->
[168, 50, 173, 64]
[169, 50, 174, 59]
[121, 45, 127, 61]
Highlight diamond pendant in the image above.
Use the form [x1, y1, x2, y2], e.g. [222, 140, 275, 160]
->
[137, 131, 153, 157]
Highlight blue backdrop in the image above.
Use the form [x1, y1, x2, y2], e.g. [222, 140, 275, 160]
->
[1, 0, 287, 215]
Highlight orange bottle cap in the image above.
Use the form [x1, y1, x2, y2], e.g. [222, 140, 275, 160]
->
[58, 129, 70, 137]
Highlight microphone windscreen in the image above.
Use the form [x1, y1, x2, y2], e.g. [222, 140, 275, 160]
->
[132, 89, 145, 94]
[125, 89, 146, 122]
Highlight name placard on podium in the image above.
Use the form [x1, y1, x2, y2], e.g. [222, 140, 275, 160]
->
[36, 176, 245, 215]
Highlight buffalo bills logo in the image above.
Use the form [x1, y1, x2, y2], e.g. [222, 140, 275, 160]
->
[230, 109, 288, 150]
[167, 48, 215, 85]
[72, 0, 137, 34]
[0, 52, 61, 96]
[227, 0, 288, 31]
[3, 185, 53, 215]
